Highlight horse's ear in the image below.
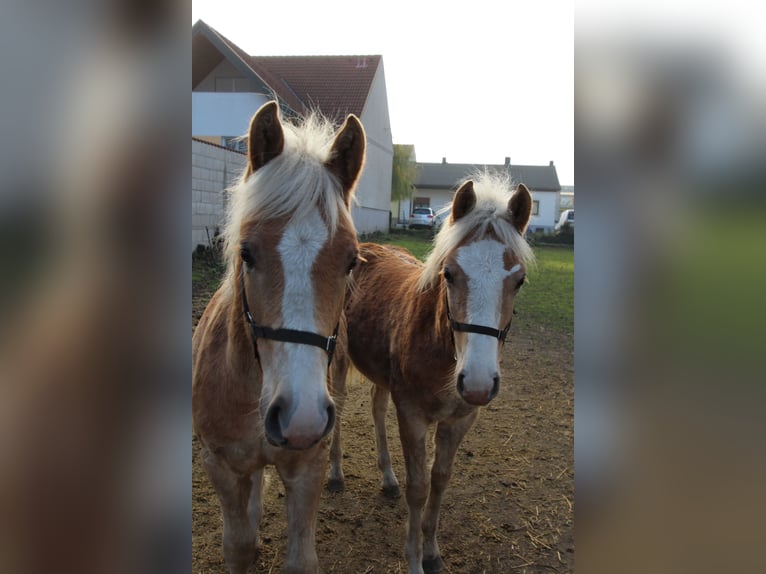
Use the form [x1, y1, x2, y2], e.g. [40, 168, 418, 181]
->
[508, 183, 533, 234]
[246, 101, 284, 176]
[326, 114, 366, 206]
[451, 180, 476, 222]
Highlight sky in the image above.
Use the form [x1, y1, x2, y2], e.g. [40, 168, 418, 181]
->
[191, 1, 574, 185]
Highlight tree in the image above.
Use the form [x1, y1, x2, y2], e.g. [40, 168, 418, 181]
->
[390, 144, 419, 202]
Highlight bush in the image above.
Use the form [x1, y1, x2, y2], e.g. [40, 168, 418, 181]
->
[527, 224, 573, 246]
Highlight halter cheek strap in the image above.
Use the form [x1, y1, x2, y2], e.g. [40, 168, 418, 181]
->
[444, 290, 513, 358]
[241, 273, 339, 367]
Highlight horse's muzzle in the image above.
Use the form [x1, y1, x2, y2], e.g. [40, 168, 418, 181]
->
[264, 399, 335, 450]
[456, 371, 500, 406]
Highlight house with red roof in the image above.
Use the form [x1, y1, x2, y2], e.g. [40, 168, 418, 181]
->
[192, 20, 393, 236]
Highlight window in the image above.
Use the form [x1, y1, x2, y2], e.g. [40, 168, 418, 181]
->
[222, 136, 247, 153]
[532, 200, 540, 216]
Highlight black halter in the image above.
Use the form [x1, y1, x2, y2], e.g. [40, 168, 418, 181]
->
[241, 273, 339, 366]
[444, 290, 513, 357]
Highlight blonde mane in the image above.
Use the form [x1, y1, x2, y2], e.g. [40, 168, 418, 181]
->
[222, 112, 352, 277]
[417, 171, 536, 292]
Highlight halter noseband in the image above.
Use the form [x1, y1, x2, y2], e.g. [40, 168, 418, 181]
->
[241, 273, 338, 366]
[444, 290, 513, 358]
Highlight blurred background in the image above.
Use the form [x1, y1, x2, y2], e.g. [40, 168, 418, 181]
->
[0, 1, 189, 573]
[576, 1, 766, 573]
[0, 0, 764, 572]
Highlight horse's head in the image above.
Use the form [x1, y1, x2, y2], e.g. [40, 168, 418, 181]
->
[232, 101, 364, 449]
[435, 176, 534, 406]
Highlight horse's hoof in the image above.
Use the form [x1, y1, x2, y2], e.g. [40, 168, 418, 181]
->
[381, 484, 401, 498]
[422, 555, 445, 573]
[326, 478, 345, 492]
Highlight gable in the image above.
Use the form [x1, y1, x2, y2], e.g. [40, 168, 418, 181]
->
[192, 20, 380, 122]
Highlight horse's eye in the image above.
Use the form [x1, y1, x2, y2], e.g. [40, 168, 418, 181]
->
[347, 255, 358, 274]
[515, 275, 526, 291]
[240, 244, 255, 268]
[443, 267, 453, 284]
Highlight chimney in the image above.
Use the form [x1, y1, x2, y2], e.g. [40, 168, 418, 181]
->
[549, 160, 554, 166]
[504, 157, 510, 166]
[442, 157, 447, 164]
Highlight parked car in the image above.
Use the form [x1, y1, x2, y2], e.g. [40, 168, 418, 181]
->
[409, 207, 435, 229]
[555, 209, 574, 231]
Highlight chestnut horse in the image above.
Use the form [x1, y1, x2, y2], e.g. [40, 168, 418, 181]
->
[329, 174, 535, 574]
[193, 101, 365, 574]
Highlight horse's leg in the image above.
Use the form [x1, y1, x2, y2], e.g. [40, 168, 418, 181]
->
[327, 354, 348, 492]
[395, 407, 429, 574]
[247, 468, 265, 543]
[201, 448, 257, 574]
[372, 383, 400, 497]
[276, 446, 328, 574]
[421, 412, 478, 574]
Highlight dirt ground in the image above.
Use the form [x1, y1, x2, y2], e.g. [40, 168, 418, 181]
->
[192, 274, 573, 574]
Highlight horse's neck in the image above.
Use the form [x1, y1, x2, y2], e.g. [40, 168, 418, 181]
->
[408, 273, 453, 354]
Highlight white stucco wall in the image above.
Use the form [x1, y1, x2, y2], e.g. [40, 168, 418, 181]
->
[192, 92, 271, 138]
[528, 191, 560, 232]
[353, 60, 393, 234]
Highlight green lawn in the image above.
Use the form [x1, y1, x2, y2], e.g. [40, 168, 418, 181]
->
[360, 229, 434, 261]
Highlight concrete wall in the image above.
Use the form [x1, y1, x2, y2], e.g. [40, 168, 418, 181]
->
[354, 60, 394, 234]
[192, 139, 247, 251]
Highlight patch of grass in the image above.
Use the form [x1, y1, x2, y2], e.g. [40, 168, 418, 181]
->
[360, 229, 435, 261]
[516, 246, 573, 334]
[192, 247, 225, 295]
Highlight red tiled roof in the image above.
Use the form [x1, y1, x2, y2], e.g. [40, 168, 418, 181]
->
[249, 55, 381, 122]
[193, 20, 379, 122]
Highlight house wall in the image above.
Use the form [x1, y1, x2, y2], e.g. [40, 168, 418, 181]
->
[192, 92, 271, 138]
[355, 61, 394, 233]
[559, 191, 574, 212]
[196, 59, 259, 92]
[192, 139, 247, 251]
[528, 191, 560, 232]
[403, 188, 453, 226]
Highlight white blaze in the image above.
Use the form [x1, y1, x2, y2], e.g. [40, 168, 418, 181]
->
[263, 209, 330, 429]
[455, 240, 513, 395]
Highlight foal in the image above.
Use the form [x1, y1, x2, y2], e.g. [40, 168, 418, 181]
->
[331, 174, 535, 574]
[193, 101, 365, 574]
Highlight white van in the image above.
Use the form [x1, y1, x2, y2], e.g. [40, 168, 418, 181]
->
[555, 209, 574, 231]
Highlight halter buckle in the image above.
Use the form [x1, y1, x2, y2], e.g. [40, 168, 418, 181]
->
[326, 333, 337, 353]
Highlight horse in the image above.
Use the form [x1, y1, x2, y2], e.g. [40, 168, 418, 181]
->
[329, 173, 535, 574]
[192, 101, 365, 574]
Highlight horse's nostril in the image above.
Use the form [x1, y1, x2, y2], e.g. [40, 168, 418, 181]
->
[456, 372, 465, 395]
[264, 402, 286, 446]
[490, 374, 500, 400]
[323, 402, 336, 438]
